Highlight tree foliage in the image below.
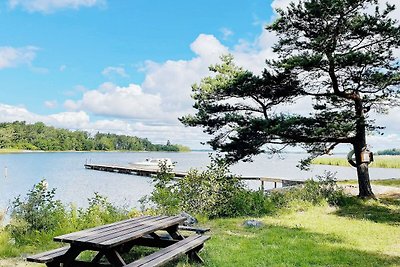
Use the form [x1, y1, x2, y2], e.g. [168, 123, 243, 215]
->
[0, 121, 188, 152]
[180, 0, 400, 197]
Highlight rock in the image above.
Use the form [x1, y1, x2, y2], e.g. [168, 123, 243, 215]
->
[243, 219, 263, 228]
[180, 212, 198, 226]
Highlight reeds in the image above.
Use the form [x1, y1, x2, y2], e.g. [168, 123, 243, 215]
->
[312, 156, 400, 168]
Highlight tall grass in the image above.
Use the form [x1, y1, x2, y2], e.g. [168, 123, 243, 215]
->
[312, 155, 400, 168]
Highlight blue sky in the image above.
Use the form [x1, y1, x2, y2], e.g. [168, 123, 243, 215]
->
[0, 0, 399, 151]
[0, 1, 269, 111]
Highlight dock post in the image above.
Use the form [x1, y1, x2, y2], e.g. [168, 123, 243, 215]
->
[261, 180, 265, 191]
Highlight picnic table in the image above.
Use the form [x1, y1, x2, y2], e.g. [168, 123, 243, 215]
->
[27, 215, 210, 267]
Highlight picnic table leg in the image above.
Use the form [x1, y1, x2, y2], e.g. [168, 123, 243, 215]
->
[61, 246, 84, 267]
[91, 251, 105, 263]
[104, 249, 126, 267]
[165, 224, 184, 240]
[188, 244, 205, 264]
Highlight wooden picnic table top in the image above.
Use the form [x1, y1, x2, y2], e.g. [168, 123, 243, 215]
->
[53, 215, 186, 249]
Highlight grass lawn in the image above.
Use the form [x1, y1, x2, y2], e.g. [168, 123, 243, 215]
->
[2, 198, 400, 266]
[193, 200, 400, 266]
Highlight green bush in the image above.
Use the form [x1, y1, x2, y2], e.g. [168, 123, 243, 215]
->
[76, 192, 128, 228]
[143, 156, 274, 218]
[177, 158, 246, 218]
[5, 180, 130, 247]
[267, 172, 347, 212]
[8, 180, 66, 243]
[140, 160, 180, 215]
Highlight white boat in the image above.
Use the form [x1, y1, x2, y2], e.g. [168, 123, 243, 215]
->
[129, 158, 174, 170]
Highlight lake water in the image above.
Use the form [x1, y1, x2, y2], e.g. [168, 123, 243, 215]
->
[0, 152, 399, 211]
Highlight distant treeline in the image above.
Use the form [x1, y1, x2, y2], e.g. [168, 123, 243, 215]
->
[0, 121, 190, 152]
[376, 148, 400, 155]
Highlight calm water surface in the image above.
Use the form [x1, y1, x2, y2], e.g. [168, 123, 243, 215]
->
[0, 152, 398, 211]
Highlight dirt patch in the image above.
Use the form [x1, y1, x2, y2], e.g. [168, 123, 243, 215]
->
[0, 258, 41, 267]
[341, 184, 400, 198]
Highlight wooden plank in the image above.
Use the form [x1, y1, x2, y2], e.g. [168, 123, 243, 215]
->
[126, 235, 210, 267]
[84, 164, 187, 178]
[54, 215, 156, 242]
[99, 215, 185, 248]
[56, 215, 185, 249]
[74, 216, 170, 244]
[26, 246, 70, 263]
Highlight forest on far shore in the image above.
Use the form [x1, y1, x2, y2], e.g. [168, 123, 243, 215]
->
[0, 121, 190, 152]
[377, 148, 400, 155]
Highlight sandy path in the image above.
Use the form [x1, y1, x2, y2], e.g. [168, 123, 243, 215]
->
[341, 184, 400, 197]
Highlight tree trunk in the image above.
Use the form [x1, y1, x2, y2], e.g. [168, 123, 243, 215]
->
[354, 99, 374, 198]
[356, 162, 374, 197]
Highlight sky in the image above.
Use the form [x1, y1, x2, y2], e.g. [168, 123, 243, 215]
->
[0, 0, 399, 152]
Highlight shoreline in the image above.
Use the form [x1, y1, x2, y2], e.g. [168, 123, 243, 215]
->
[0, 149, 192, 154]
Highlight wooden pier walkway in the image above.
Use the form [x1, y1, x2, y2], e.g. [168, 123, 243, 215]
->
[84, 163, 304, 189]
[84, 163, 187, 177]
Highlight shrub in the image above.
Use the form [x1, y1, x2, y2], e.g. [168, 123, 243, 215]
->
[140, 160, 180, 215]
[177, 157, 246, 218]
[144, 157, 349, 219]
[6, 180, 130, 247]
[144, 155, 274, 218]
[267, 171, 347, 212]
[8, 180, 66, 242]
[76, 192, 128, 228]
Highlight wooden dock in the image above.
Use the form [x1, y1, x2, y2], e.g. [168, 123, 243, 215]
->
[84, 163, 187, 177]
[84, 163, 304, 189]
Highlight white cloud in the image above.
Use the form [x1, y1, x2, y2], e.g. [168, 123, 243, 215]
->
[0, 104, 39, 122]
[271, 0, 294, 13]
[55, 31, 278, 147]
[0, 46, 37, 69]
[44, 100, 58, 109]
[0, 103, 207, 148]
[220, 27, 234, 40]
[102, 66, 129, 78]
[59, 65, 67, 71]
[8, 0, 106, 13]
[64, 83, 163, 120]
[189, 34, 229, 59]
[47, 111, 90, 128]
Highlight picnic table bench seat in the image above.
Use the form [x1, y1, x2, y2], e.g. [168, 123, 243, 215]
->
[126, 234, 210, 267]
[26, 246, 70, 264]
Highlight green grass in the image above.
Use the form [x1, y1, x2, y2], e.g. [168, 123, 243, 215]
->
[312, 155, 400, 168]
[196, 201, 400, 267]
[2, 199, 400, 266]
